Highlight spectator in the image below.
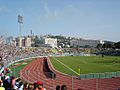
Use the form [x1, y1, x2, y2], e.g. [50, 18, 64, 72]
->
[118, 88, 120, 90]
[35, 81, 46, 90]
[18, 81, 23, 90]
[0, 80, 5, 90]
[3, 75, 11, 90]
[13, 78, 23, 90]
[56, 85, 60, 90]
[61, 85, 67, 90]
[0, 56, 2, 62]
[23, 83, 29, 90]
[10, 76, 16, 89]
[28, 84, 34, 90]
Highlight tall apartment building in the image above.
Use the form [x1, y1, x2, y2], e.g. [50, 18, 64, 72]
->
[13, 36, 32, 47]
[25, 37, 32, 47]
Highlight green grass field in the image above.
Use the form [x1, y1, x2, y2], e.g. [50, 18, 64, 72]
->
[50, 56, 120, 76]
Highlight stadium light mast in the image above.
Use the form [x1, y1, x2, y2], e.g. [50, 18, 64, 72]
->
[18, 15, 23, 47]
[18, 15, 23, 38]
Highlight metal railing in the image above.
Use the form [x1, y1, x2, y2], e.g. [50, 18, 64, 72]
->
[80, 71, 120, 79]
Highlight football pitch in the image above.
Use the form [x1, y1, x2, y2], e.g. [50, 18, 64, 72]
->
[50, 56, 120, 76]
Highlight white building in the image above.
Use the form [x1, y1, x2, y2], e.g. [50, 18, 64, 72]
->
[44, 38, 57, 48]
[70, 39, 103, 47]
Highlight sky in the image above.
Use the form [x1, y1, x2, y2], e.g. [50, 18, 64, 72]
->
[0, 0, 120, 42]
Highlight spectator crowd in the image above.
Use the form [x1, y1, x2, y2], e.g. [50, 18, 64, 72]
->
[0, 71, 46, 90]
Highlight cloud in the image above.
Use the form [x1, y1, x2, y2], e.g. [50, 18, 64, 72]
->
[0, 6, 10, 13]
[0, 6, 5, 12]
[18, 8, 24, 14]
[43, 3, 58, 20]
[43, 3, 79, 21]
[61, 5, 79, 17]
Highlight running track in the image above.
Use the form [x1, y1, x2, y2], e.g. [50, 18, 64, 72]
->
[20, 57, 120, 90]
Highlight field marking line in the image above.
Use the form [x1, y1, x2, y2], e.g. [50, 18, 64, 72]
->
[53, 57, 80, 76]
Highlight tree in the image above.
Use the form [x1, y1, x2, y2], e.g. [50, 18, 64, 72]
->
[96, 44, 103, 49]
[102, 43, 113, 48]
[114, 42, 120, 49]
[34, 35, 40, 47]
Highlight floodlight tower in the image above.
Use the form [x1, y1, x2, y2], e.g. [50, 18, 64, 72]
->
[18, 15, 23, 47]
[18, 15, 23, 37]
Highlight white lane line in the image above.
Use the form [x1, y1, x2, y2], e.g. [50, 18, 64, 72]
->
[53, 57, 80, 75]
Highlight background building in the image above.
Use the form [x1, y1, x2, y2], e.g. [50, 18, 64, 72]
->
[44, 38, 57, 48]
[13, 36, 32, 47]
[25, 36, 32, 47]
[70, 39, 103, 48]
